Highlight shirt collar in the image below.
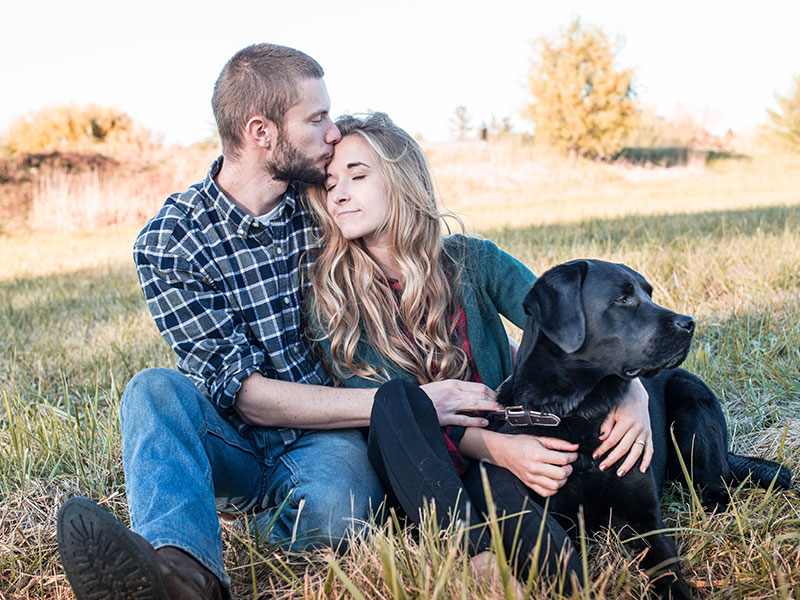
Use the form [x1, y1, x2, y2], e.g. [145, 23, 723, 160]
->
[203, 156, 303, 237]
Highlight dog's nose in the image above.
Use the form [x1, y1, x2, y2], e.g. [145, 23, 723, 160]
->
[676, 315, 695, 335]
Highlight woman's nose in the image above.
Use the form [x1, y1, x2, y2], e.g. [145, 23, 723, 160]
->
[331, 184, 348, 204]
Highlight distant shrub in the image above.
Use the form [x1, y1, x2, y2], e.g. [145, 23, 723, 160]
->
[525, 19, 638, 160]
[628, 105, 733, 150]
[1, 104, 154, 156]
[764, 74, 800, 153]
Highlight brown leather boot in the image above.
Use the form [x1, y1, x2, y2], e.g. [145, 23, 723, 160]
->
[57, 496, 222, 600]
[157, 547, 222, 600]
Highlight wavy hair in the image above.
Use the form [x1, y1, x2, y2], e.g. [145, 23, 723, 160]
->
[307, 112, 467, 384]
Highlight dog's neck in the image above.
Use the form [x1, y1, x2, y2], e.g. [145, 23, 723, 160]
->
[500, 335, 630, 420]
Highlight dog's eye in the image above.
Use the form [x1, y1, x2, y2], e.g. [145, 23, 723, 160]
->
[615, 296, 629, 305]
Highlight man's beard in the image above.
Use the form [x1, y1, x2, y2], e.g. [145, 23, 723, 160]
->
[266, 135, 327, 184]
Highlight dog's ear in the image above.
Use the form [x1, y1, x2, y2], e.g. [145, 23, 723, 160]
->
[525, 260, 588, 354]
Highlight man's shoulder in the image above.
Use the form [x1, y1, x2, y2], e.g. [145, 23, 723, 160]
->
[134, 182, 208, 255]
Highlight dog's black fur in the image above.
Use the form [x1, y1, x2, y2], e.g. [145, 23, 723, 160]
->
[491, 259, 793, 600]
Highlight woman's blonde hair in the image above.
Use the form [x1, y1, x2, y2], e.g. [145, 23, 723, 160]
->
[307, 112, 468, 384]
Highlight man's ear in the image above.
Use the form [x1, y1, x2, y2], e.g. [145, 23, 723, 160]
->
[244, 115, 276, 150]
[525, 260, 588, 354]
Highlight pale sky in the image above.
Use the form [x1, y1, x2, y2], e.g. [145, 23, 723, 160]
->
[1, 0, 798, 145]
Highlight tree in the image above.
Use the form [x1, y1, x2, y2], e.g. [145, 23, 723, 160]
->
[488, 114, 514, 140]
[765, 74, 800, 152]
[449, 105, 472, 141]
[1, 104, 153, 155]
[525, 19, 638, 159]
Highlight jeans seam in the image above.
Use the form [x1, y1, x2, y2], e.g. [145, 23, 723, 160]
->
[278, 451, 303, 488]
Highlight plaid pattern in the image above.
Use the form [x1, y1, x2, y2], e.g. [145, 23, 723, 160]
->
[134, 157, 330, 415]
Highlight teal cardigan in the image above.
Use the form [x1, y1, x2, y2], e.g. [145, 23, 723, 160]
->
[313, 234, 536, 391]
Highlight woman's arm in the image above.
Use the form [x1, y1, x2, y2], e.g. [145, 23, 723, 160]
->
[458, 427, 579, 497]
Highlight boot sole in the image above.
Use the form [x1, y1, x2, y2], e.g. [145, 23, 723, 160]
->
[57, 497, 170, 600]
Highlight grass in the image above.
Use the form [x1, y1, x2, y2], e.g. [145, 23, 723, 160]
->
[1, 145, 799, 598]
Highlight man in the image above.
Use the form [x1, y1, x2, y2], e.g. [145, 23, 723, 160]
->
[56, 43, 386, 600]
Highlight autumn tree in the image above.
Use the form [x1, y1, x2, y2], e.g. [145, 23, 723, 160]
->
[525, 19, 638, 159]
[765, 74, 800, 152]
[1, 104, 153, 155]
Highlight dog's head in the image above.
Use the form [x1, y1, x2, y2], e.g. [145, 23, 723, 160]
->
[521, 259, 695, 380]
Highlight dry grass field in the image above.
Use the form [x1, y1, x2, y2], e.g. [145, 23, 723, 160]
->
[1, 141, 799, 599]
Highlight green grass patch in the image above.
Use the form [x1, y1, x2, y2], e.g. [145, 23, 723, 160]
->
[1, 163, 799, 598]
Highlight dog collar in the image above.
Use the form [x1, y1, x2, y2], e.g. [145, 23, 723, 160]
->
[491, 405, 561, 427]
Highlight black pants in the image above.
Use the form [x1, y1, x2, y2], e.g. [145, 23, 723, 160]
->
[368, 379, 582, 591]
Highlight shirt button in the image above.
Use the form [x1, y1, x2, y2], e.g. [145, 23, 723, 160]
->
[283, 297, 290, 305]
[276, 247, 283, 255]
[237, 228, 244, 236]
[252, 221, 260, 227]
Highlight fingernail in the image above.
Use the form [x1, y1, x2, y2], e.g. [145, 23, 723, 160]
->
[617, 469, 625, 477]
[481, 419, 488, 426]
[592, 453, 598, 460]
[599, 464, 606, 471]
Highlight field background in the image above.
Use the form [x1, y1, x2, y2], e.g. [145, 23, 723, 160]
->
[1, 143, 799, 599]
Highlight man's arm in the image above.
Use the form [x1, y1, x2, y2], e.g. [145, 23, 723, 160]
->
[235, 374, 501, 429]
[234, 372, 375, 428]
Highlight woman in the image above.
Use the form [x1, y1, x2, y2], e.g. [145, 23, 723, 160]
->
[307, 112, 652, 591]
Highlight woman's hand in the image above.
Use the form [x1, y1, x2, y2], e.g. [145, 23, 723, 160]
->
[592, 378, 653, 477]
[496, 435, 579, 497]
[420, 380, 500, 427]
[459, 428, 578, 498]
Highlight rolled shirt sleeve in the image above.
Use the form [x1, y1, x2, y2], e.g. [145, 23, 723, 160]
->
[135, 242, 266, 410]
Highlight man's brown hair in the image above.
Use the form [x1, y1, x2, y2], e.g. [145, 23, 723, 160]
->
[212, 43, 324, 157]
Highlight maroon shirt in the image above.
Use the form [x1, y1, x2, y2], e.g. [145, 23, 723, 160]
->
[388, 278, 479, 474]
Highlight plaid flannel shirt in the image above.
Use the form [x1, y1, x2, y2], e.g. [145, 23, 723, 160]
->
[134, 157, 331, 433]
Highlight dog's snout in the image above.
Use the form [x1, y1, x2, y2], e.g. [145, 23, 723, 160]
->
[676, 315, 695, 335]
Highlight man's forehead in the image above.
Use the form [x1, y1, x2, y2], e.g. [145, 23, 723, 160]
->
[290, 77, 330, 113]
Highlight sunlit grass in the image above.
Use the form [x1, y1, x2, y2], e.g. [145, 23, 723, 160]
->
[1, 147, 799, 598]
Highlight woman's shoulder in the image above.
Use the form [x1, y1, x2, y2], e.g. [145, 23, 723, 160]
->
[443, 233, 496, 256]
[443, 233, 505, 265]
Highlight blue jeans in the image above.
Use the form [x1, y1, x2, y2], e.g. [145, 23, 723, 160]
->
[120, 368, 384, 596]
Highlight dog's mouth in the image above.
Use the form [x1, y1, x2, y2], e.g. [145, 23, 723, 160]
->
[622, 348, 690, 380]
[622, 367, 643, 379]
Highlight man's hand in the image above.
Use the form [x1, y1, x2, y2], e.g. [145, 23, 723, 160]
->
[494, 435, 578, 497]
[420, 380, 500, 427]
[593, 378, 653, 477]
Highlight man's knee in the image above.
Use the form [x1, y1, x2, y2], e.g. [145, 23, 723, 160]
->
[121, 368, 206, 428]
[292, 473, 382, 547]
[265, 430, 385, 550]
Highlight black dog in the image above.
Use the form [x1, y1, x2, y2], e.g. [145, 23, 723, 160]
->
[490, 259, 792, 600]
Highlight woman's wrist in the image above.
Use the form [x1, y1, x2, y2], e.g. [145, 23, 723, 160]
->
[459, 427, 508, 467]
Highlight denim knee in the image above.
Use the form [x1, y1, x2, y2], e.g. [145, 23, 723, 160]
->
[261, 430, 385, 551]
[292, 467, 383, 542]
[120, 368, 207, 432]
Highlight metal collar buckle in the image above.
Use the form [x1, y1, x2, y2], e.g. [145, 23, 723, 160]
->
[491, 405, 561, 427]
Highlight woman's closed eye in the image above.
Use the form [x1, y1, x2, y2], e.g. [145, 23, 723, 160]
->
[328, 174, 366, 192]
